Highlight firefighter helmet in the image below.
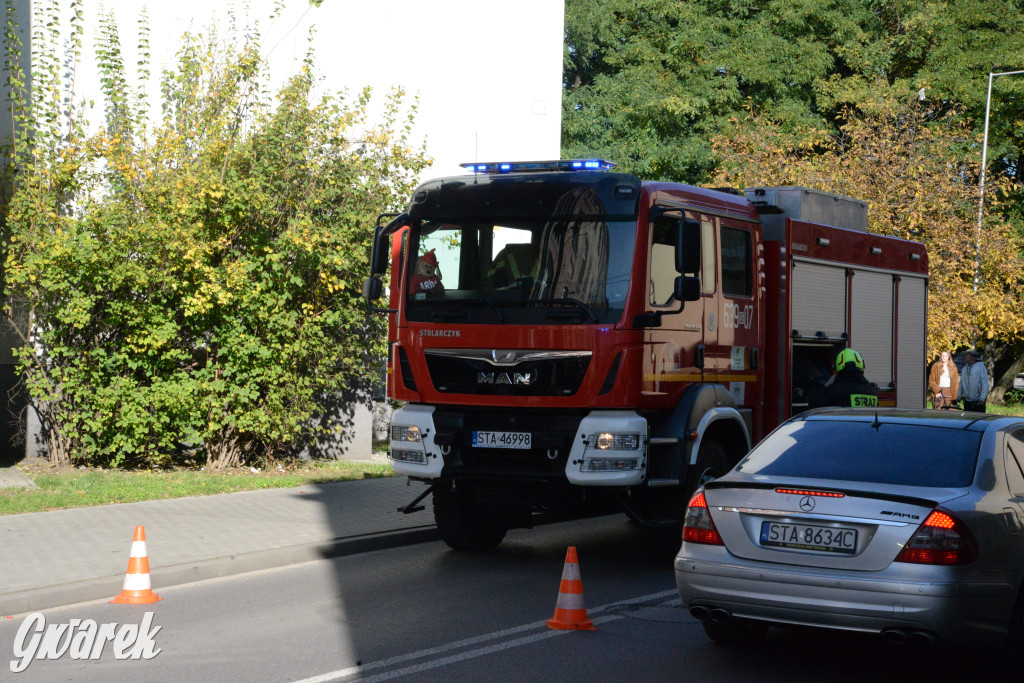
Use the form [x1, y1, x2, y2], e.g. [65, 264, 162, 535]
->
[835, 348, 865, 373]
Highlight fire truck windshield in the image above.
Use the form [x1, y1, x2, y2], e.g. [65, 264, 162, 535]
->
[405, 217, 636, 325]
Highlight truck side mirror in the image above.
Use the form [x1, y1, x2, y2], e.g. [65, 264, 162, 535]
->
[369, 225, 391, 277]
[364, 212, 410, 302]
[675, 219, 701, 275]
[674, 275, 700, 302]
[368, 212, 410, 277]
[363, 276, 383, 301]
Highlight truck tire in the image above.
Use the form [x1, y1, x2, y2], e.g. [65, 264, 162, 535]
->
[685, 438, 729, 496]
[433, 484, 508, 551]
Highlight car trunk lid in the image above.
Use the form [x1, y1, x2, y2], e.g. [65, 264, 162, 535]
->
[702, 480, 969, 571]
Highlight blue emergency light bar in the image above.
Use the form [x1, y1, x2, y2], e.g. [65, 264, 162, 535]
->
[459, 159, 617, 174]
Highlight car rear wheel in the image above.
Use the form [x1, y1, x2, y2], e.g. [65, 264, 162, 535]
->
[702, 617, 769, 645]
[433, 483, 508, 551]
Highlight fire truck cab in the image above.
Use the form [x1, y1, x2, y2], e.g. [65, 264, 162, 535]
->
[363, 160, 928, 550]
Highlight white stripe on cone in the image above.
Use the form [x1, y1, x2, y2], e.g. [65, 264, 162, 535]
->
[554, 593, 586, 610]
[122, 572, 153, 591]
[130, 541, 148, 557]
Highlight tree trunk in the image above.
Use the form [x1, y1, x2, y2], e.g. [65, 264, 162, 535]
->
[35, 403, 73, 466]
[205, 426, 246, 469]
[982, 341, 1024, 406]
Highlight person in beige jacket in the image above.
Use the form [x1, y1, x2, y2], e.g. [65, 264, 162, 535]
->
[928, 351, 958, 409]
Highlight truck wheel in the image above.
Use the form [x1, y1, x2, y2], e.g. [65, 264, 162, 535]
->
[433, 484, 508, 551]
[685, 438, 729, 496]
[702, 617, 769, 645]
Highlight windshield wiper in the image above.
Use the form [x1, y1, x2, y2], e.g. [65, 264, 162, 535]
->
[430, 298, 505, 323]
[531, 298, 599, 323]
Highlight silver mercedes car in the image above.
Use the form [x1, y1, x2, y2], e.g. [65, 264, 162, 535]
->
[675, 408, 1024, 654]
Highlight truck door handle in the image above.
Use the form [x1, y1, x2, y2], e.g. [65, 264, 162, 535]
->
[695, 345, 705, 369]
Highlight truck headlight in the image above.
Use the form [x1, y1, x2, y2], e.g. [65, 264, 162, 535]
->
[391, 425, 422, 443]
[582, 432, 643, 471]
[390, 425, 426, 464]
[581, 458, 640, 472]
[390, 448, 427, 464]
[592, 433, 641, 450]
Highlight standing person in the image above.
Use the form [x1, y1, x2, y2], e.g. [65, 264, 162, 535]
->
[927, 351, 959, 409]
[808, 348, 878, 408]
[958, 349, 989, 413]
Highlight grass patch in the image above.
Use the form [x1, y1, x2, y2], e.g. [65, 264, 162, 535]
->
[0, 459, 395, 515]
[986, 403, 1024, 417]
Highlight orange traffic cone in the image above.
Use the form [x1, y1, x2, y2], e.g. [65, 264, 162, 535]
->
[110, 526, 162, 604]
[547, 546, 597, 631]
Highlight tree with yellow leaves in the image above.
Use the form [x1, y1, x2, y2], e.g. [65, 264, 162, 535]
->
[713, 86, 1024, 402]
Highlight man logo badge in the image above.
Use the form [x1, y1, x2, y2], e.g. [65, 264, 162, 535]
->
[477, 371, 534, 386]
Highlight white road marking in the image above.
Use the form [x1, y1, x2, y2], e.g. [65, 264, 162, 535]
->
[290, 589, 678, 683]
[352, 614, 621, 683]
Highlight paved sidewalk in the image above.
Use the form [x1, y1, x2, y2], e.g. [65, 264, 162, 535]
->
[0, 475, 438, 616]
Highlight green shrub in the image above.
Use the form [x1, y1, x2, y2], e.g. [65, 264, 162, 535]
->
[2, 6, 428, 467]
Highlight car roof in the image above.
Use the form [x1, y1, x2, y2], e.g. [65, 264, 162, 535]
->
[791, 408, 1022, 433]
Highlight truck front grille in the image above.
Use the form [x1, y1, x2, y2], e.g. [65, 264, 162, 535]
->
[424, 349, 591, 396]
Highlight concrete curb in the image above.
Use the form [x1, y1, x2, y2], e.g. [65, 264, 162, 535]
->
[0, 525, 439, 617]
[0, 467, 37, 489]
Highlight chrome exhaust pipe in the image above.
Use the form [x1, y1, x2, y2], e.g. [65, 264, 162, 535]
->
[708, 608, 732, 623]
[880, 628, 908, 646]
[689, 605, 711, 621]
[908, 631, 937, 647]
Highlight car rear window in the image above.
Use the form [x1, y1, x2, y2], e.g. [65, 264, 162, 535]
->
[736, 420, 982, 488]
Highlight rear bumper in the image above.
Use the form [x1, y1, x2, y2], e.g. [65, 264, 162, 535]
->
[674, 554, 1015, 648]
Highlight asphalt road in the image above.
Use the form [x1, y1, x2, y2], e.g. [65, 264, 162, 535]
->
[0, 515, 1013, 682]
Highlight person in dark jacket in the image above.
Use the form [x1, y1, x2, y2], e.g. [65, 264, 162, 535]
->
[807, 348, 879, 408]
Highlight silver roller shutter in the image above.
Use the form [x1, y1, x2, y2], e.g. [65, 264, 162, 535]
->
[851, 270, 894, 387]
[791, 261, 847, 338]
[896, 276, 927, 408]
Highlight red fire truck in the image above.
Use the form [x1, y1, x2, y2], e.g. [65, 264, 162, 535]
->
[363, 160, 928, 550]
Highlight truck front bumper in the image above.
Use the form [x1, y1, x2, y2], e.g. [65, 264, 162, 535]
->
[387, 405, 649, 487]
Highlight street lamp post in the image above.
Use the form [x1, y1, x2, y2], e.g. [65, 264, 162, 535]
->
[974, 69, 1024, 292]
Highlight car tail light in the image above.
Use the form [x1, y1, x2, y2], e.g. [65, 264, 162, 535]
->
[895, 510, 977, 565]
[683, 491, 723, 545]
